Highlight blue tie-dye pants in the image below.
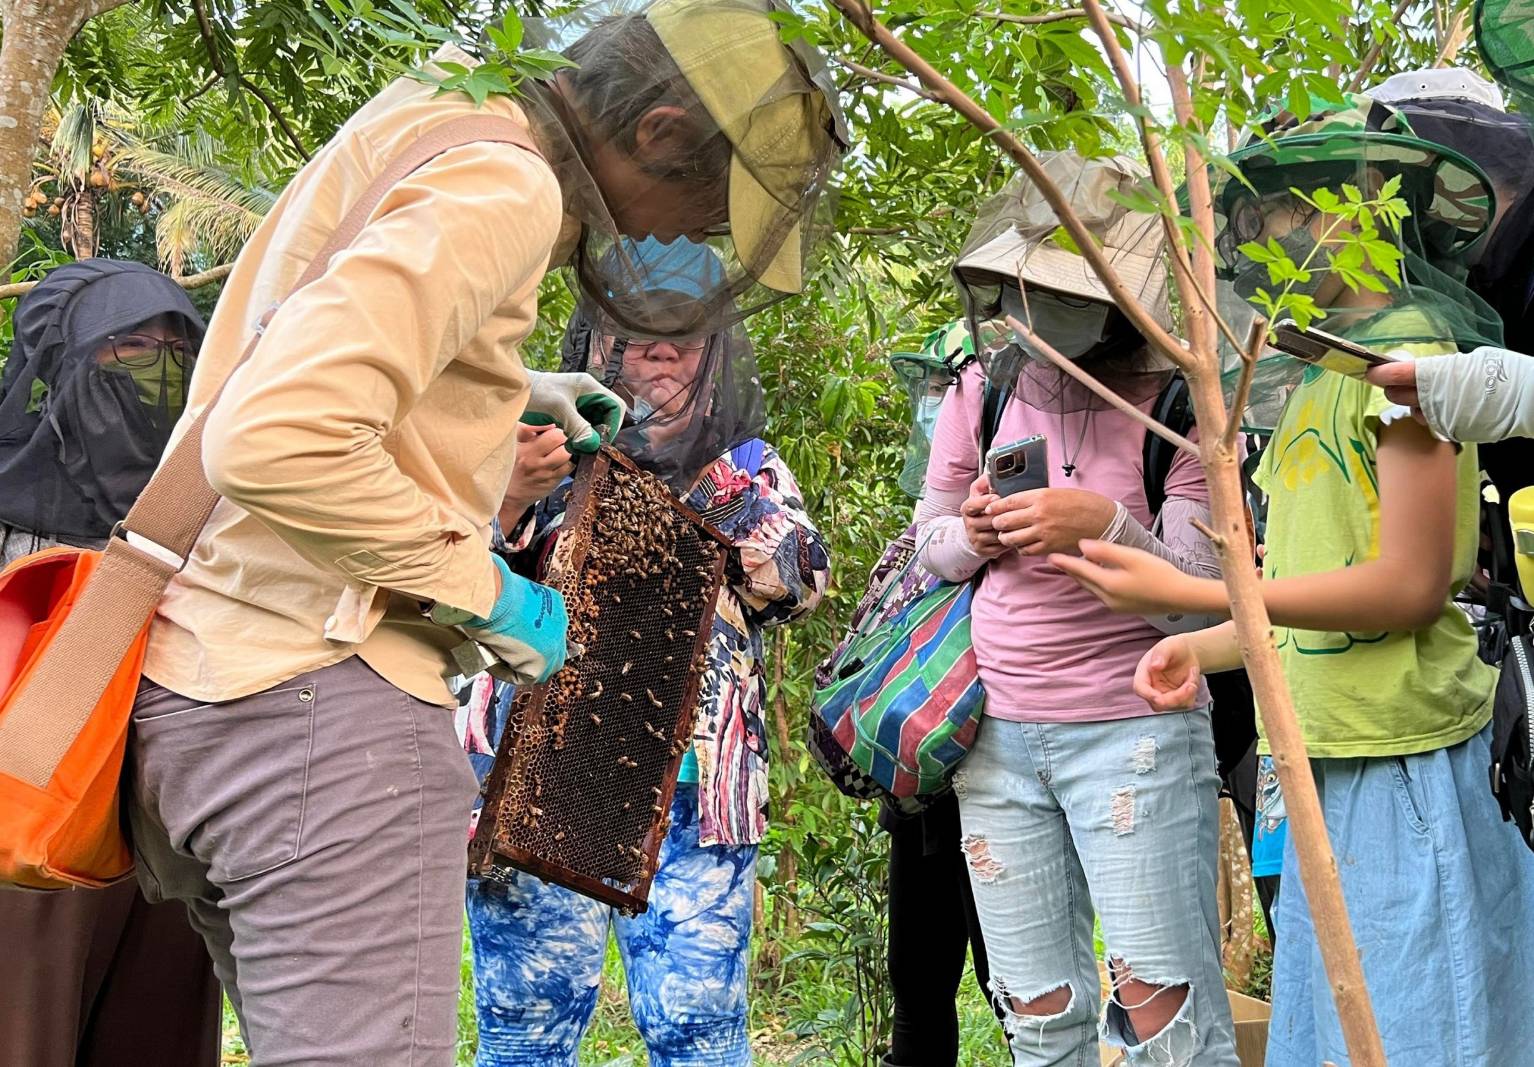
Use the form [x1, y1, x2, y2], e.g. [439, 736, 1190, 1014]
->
[465, 784, 757, 1066]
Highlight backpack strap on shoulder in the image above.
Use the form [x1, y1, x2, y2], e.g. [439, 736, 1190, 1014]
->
[1142, 372, 1194, 519]
[979, 377, 1011, 460]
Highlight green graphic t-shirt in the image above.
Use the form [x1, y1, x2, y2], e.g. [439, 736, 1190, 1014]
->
[1254, 324, 1494, 758]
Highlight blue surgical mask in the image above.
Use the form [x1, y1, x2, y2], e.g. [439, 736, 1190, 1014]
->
[912, 390, 943, 442]
[1002, 288, 1111, 360]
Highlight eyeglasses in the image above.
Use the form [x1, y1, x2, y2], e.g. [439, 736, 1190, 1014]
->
[621, 337, 708, 357]
[1216, 192, 1320, 267]
[107, 334, 192, 369]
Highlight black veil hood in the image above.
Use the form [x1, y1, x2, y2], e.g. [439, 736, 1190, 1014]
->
[560, 308, 765, 494]
[0, 259, 205, 545]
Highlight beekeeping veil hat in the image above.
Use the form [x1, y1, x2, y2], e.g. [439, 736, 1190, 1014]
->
[952, 150, 1175, 414]
[560, 236, 764, 492]
[1365, 67, 1534, 350]
[521, 0, 849, 339]
[0, 259, 203, 544]
[891, 319, 1004, 498]
[1206, 94, 1503, 430]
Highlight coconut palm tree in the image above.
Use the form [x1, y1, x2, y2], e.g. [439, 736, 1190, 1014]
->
[26, 95, 274, 275]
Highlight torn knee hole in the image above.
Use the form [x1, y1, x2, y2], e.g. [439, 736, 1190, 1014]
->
[962, 833, 1004, 883]
[1109, 959, 1190, 1013]
[1013, 987, 1072, 1016]
[994, 978, 1074, 1019]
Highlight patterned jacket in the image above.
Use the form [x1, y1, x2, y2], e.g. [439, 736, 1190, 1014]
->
[460, 440, 829, 847]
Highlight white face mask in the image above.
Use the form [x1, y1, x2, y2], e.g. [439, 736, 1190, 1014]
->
[1003, 287, 1111, 360]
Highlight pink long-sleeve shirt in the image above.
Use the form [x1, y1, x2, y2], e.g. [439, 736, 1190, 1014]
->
[920, 362, 1215, 722]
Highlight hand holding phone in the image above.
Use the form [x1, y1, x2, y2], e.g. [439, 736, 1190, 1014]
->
[1270, 320, 1402, 379]
[986, 434, 1050, 498]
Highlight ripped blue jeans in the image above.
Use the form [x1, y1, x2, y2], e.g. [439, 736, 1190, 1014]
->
[465, 785, 756, 1067]
[953, 710, 1238, 1066]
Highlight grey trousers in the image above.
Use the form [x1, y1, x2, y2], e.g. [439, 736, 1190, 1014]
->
[126, 655, 480, 1067]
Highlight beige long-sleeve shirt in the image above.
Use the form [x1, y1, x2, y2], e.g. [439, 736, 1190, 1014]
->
[143, 49, 563, 707]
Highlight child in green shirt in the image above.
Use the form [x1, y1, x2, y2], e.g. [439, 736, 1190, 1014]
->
[1054, 97, 1534, 1067]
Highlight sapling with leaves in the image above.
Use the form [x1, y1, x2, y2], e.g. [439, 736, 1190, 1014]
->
[802, 2, 1468, 1064]
[1234, 176, 1410, 332]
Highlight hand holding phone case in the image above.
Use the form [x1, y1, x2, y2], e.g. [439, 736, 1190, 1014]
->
[986, 435, 1049, 497]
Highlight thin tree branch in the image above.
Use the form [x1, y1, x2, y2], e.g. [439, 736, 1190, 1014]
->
[1079, 0, 1199, 313]
[1165, 61, 1220, 360]
[1433, 8, 1470, 67]
[236, 78, 311, 161]
[979, 8, 1146, 33]
[1191, 515, 1226, 549]
[85, 0, 133, 18]
[191, 0, 311, 161]
[0, 262, 233, 301]
[180, 73, 221, 106]
[1346, 0, 1416, 95]
[1007, 315, 1200, 457]
[1223, 314, 1267, 450]
[827, 0, 1189, 372]
[833, 56, 939, 101]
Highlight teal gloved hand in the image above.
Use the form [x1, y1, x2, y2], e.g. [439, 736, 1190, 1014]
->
[521, 370, 626, 454]
[432, 555, 568, 685]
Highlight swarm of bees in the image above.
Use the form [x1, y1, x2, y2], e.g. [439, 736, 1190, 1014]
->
[470, 451, 728, 913]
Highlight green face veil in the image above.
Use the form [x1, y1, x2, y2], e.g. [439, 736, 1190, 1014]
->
[890, 320, 1001, 498]
[1204, 95, 1503, 432]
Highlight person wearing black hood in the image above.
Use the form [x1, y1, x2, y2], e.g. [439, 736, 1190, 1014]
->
[0, 260, 220, 1067]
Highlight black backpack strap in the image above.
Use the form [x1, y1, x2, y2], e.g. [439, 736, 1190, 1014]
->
[1142, 372, 1194, 519]
[979, 378, 1010, 459]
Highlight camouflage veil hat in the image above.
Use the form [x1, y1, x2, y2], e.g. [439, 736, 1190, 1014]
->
[1478, 0, 1534, 114]
[1207, 94, 1503, 432]
[1214, 94, 1495, 264]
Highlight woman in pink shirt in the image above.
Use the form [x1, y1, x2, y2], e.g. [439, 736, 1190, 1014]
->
[918, 156, 1238, 1066]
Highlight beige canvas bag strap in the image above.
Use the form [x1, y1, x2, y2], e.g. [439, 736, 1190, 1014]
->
[0, 115, 544, 788]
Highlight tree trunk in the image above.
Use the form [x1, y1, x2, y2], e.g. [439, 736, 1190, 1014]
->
[0, 1, 129, 266]
[1218, 798, 1258, 989]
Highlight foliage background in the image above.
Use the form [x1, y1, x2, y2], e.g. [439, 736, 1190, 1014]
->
[0, 1, 1478, 1062]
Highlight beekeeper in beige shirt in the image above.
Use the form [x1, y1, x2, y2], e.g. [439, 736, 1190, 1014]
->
[124, 2, 846, 1062]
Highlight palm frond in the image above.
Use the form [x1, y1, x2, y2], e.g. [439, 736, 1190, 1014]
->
[50, 103, 96, 184]
[155, 197, 262, 275]
[110, 141, 274, 272]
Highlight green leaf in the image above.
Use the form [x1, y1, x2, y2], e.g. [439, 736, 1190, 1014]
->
[1286, 82, 1312, 122]
[1237, 240, 1273, 263]
[1308, 186, 1342, 213]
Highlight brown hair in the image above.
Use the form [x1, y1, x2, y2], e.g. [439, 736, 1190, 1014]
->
[563, 15, 732, 185]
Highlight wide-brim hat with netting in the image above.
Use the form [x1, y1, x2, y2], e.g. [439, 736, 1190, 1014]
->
[1214, 94, 1495, 265]
[521, 0, 848, 339]
[952, 151, 1173, 333]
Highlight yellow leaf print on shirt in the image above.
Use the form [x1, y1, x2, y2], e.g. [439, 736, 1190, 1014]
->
[1277, 396, 1343, 492]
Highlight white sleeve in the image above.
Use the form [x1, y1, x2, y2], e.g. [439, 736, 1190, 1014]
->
[1418, 347, 1534, 444]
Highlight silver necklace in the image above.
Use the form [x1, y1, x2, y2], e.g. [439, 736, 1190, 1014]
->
[1058, 409, 1089, 478]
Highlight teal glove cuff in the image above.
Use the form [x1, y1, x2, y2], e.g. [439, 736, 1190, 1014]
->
[464, 554, 568, 683]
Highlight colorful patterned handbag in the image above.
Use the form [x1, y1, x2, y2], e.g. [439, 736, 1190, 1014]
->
[811, 524, 985, 798]
[809, 526, 933, 809]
